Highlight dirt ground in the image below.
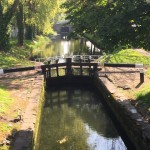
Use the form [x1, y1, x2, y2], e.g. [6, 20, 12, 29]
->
[103, 65, 150, 123]
[0, 71, 39, 147]
[102, 49, 150, 123]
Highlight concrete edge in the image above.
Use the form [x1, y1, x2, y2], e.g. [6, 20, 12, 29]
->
[12, 74, 44, 150]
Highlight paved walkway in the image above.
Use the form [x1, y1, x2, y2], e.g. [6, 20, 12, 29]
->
[0, 70, 44, 150]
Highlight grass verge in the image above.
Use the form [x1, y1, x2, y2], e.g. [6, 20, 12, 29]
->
[0, 36, 49, 69]
[0, 36, 49, 149]
[99, 49, 150, 64]
[0, 86, 13, 115]
[0, 86, 19, 148]
[135, 84, 150, 104]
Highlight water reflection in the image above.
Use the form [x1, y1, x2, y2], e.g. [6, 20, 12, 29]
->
[33, 39, 90, 58]
[61, 41, 71, 55]
[36, 87, 127, 150]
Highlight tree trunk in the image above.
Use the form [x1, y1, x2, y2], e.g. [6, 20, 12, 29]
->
[25, 25, 33, 40]
[17, 3, 24, 46]
[91, 43, 93, 54]
[0, 3, 9, 50]
[0, 0, 20, 51]
[0, 24, 9, 50]
[93, 45, 96, 54]
[32, 25, 36, 38]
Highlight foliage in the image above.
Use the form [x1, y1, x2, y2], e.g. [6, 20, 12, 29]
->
[62, 0, 150, 50]
[0, 0, 19, 50]
[98, 49, 150, 65]
[108, 49, 150, 65]
[0, 36, 48, 68]
[0, 0, 64, 50]
[135, 84, 150, 104]
[0, 40, 33, 68]
[23, 0, 65, 35]
[0, 87, 13, 114]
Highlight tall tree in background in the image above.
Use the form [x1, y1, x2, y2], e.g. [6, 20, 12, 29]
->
[0, 0, 65, 50]
[16, 2, 24, 46]
[24, 0, 62, 40]
[63, 0, 150, 51]
[0, 0, 20, 50]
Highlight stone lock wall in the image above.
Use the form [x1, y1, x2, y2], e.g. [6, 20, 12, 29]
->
[93, 73, 150, 150]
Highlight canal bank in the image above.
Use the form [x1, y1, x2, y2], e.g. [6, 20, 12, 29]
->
[0, 38, 149, 149]
[93, 73, 150, 150]
[12, 72, 44, 150]
[0, 69, 149, 149]
[0, 70, 44, 150]
[36, 71, 149, 149]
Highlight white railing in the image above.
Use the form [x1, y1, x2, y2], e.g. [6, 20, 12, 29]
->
[35, 55, 101, 63]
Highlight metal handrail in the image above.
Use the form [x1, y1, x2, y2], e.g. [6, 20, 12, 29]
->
[35, 55, 101, 63]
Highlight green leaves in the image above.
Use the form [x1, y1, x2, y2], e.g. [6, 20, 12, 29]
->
[0, 0, 64, 50]
[63, 0, 150, 51]
[0, 0, 20, 50]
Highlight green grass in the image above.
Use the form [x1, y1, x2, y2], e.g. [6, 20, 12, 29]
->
[135, 84, 150, 104]
[0, 86, 14, 146]
[0, 123, 12, 133]
[0, 87, 13, 114]
[0, 40, 33, 68]
[146, 68, 150, 78]
[0, 36, 49, 69]
[107, 49, 150, 65]
[98, 48, 150, 76]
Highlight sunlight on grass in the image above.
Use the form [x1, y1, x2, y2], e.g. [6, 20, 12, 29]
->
[135, 84, 150, 104]
[31, 36, 51, 58]
[0, 145, 9, 150]
[108, 49, 150, 65]
[0, 36, 49, 68]
[0, 52, 33, 68]
[146, 68, 150, 78]
[0, 123, 11, 133]
[0, 88, 13, 114]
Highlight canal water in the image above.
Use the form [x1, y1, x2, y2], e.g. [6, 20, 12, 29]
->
[36, 86, 127, 150]
[33, 39, 90, 58]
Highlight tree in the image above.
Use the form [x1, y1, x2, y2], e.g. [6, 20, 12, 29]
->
[0, 0, 20, 50]
[63, 0, 150, 51]
[24, 0, 62, 40]
[16, 2, 24, 46]
[0, 0, 66, 50]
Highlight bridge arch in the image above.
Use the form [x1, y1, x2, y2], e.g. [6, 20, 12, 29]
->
[53, 20, 73, 39]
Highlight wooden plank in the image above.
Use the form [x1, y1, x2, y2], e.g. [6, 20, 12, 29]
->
[4, 66, 35, 73]
[72, 62, 98, 66]
[99, 71, 140, 74]
[104, 63, 143, 68]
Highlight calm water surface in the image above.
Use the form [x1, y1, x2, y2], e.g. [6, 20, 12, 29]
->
[33, 39, 89, 58]
[36, 87, 127, 150]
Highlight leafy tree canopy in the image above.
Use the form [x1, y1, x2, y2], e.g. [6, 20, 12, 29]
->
[0, 0, 64, 50]
[62, 0, 150, 51]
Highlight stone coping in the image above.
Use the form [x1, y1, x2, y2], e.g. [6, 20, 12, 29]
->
[12, 74, 44, 150]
